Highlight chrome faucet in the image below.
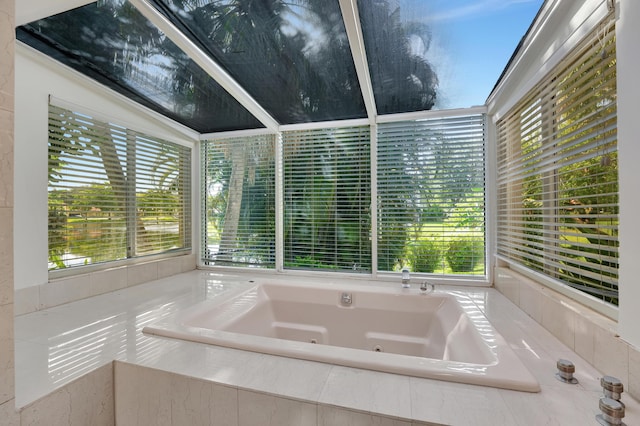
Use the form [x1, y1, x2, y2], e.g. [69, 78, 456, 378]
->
[401, 267, 410, 288]
[420, 281, 435, 293]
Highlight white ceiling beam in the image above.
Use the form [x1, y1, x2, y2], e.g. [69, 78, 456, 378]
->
[16, 0, 95, 26]
[339, 0, 377, 123]
[129, 0, 280, 133]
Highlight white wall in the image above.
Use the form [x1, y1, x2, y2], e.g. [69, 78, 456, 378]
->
[616, 0, 640, 349]
[14, 44, 197, 290]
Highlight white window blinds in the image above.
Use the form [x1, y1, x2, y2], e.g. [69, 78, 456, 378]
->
[283, 126, 371, 271]
[496, 18, 618, 304]
[377, 116, 486, 275]
[48, 104, 191, 270]
[201, 135, 276, 268]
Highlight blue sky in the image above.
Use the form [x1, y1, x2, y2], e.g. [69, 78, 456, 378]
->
[400, 0, 545, 109]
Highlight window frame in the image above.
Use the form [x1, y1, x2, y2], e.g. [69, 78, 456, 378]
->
[200, 107, 489, 284]
[495, 16, 618, 316]
[47, 102, 193, 277]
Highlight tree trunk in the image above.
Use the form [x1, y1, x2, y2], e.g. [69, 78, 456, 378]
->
[218, 143, 246, 263]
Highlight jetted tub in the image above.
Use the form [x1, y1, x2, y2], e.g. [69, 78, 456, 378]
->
[143, 280, 540, 392]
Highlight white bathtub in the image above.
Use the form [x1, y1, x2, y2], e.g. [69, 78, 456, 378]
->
[143, 280, 540, 392]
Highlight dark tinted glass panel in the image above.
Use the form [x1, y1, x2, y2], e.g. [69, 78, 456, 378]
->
[357, 0, 438, 115]
[150, 0, 366, 124]
[357, 0, 543, 113]
[17, 0, 263, 133]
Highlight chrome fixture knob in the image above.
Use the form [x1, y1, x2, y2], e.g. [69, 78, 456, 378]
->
[596, 397, 625, 426]
[401, 267, 410, 288]
[420, 281, 434, 293]
[555, 358, 578, 384]
[601, 376, 624, 401]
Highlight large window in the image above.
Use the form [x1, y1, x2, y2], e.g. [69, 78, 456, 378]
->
[283, 126, 371, 272]
[201, 135, 276, 268]
[496, 18, 618, 304]
[377, 116, 486, 275]
[201, 116, 487, 277]
[48, 104, 192, 270]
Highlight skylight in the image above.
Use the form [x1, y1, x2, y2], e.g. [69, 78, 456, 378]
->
[16, 0, 543, 133]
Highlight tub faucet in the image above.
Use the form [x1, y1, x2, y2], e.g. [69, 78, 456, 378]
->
[401, 267, 410, 288]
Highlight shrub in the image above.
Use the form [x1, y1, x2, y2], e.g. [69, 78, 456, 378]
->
[408, 239, 442, 273]
[446, 238, 483, 272]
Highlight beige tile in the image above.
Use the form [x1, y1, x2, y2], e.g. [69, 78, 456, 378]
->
[0, 399, 19, 426]
[499, 384, 599, 426]
[410, 377, 517, 425]
[127, 262, 158, 287]
[494, 267, 520, 305]
[319, 367, 412, 419]
[19, 386, 71, 425]
[0, 303, 14, 404]
[518, 281, 542, 323]
[628, 345, 640, 401]
[40, 275, 93, 309]
[0, 3, 14, 107]
[114, 362, 171, 425]
[574, 314, 595, 365]
[14, 286, 39, 316]
[171, 377, 238, 425]
[181, 253, 197, 272]
[318, 405, 411, 426]
[0, 111, 13, 208]
[157, 257, 182, 279]
[593, 324, 629, 385]
[90, 266, 128, 296]
[0, 208, 13, 304]
[65, 363, 114, 426]
[541, 294, 575, 350]
[238, 390, 316, 426]
[19, 362, 113, 426]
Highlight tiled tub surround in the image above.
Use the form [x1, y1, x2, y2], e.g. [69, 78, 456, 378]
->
[15, 271, 640, 425]
[14, 253, 196, 315]
[495, 266, 639, 399]
[145, 280, 540, 392]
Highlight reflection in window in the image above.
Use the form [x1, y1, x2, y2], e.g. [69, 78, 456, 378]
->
[48, 104, 192, 270]
[201, 135, 276, 268]
[18, 0, 263, 133]
[150, 0, 366, 124]
[283, 127, 371, 272]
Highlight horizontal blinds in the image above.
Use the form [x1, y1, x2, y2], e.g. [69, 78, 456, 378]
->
[201, 135, 276, 268]
[283, 126, 371, 272]
[377, 115, 486, 275]
[496, 17, 618, 304]
[48, 104, 191, 270]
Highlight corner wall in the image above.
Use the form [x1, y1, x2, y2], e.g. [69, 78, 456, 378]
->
[0, 0, 17, 422]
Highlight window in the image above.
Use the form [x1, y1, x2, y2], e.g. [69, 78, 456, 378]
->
[201, 119, 487, 277]
[496, 18, 618, 304]
[377, 115, 486, 275]
[201, 135, 276, 268]
[48, 104, 192, 270]
[283, 126, 371, 271]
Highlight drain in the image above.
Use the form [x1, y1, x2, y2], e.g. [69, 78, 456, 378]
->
[310, 339, 317, 344]
[373, 345, 383, 352]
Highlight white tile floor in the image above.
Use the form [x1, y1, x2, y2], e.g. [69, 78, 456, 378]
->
[14, 270, 640, 424]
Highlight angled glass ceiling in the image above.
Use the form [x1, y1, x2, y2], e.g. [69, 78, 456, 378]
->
[16, 0, 544, 133]
[16, 0, 264, 133]
[150, 0, 367, 125]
